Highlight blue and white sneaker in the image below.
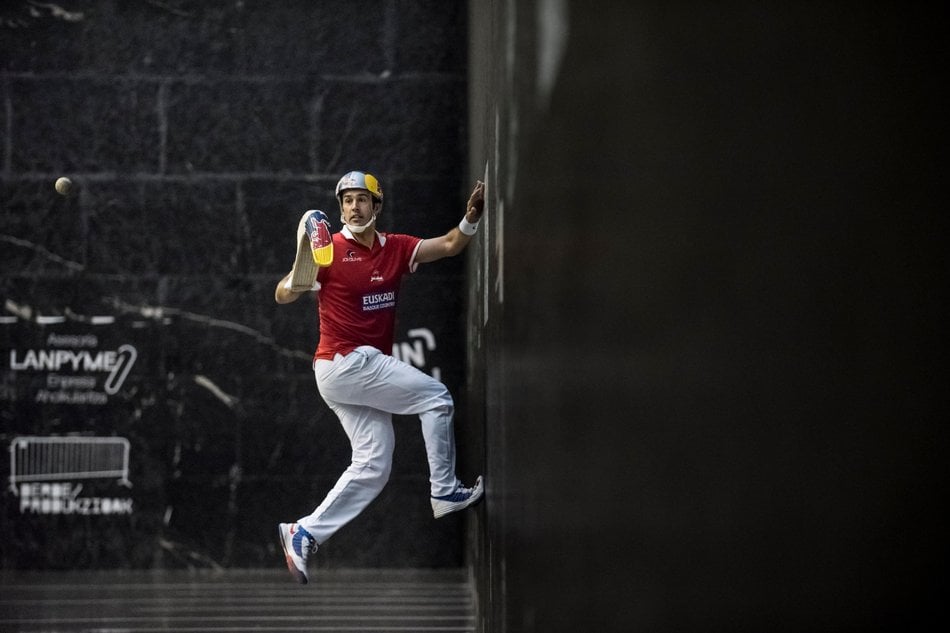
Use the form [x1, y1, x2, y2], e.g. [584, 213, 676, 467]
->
[431, 476, 485, 519]
[278, 522, 317, 584]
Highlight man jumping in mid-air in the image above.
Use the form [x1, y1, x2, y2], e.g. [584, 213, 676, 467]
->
[274, 171, 486, 584]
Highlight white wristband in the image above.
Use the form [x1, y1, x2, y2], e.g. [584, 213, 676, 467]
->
[459, 217, 479, 236]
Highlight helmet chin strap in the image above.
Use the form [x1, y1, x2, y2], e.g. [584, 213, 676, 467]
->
[342, 213, 377, 234]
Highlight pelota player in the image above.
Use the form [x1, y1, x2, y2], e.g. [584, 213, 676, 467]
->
[275, 171, 486, 584]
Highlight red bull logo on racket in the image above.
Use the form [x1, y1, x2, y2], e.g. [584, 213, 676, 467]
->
[305, 210, 333, 267]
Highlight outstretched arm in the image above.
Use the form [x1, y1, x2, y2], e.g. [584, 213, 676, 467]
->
[415, 180, 486, 264]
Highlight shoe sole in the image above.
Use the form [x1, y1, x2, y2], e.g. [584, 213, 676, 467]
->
[432, 479, 484, 519]
[277, 524, 308, 585]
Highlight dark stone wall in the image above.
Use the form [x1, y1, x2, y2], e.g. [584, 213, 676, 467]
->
[466, 1, 946, 631]
[1, 1, 471, 570]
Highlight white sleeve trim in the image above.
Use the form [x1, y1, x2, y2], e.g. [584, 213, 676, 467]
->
[409, 240, 423, 273]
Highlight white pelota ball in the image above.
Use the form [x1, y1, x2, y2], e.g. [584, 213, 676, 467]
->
[54, 177, 73, 196]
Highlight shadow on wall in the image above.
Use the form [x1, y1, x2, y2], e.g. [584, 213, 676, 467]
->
[466, 1, 945, 631]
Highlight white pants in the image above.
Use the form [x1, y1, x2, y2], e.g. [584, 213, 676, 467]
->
[299, 345, 461, 545]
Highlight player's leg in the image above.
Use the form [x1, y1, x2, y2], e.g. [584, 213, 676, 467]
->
[319, 346, 459, 496]
[296, 400, 395, 544]
[355, 354, 484, 517]
[364, 358, 458, 498]
[277, 399, 393, 584]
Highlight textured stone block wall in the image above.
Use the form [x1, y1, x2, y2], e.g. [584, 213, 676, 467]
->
[1, 0, 470, 570]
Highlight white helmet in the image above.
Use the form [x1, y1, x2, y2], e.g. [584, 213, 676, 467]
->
[335, 171, 383, 203]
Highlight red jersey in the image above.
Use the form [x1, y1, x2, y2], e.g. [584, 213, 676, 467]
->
[313, 229, 423, 360]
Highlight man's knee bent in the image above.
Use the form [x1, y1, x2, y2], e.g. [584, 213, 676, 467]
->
[350, 445, 393, 492]
[431, 386, 454, 418]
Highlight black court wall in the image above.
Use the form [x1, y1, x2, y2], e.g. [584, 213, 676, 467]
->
[464, 2, 945, 631]
[1, 1, 471, 570]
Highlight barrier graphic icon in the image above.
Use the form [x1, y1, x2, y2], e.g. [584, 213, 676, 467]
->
[8, 436, 131, 494]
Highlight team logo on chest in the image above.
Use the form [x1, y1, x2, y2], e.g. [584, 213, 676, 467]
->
[370, 269, 383, 283]
[362, 290, 395, 311]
